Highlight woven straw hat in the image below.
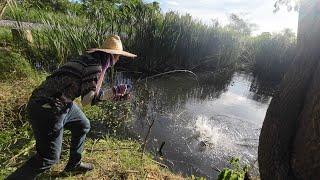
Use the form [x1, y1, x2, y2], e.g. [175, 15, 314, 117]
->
[87, 35, 137, 58]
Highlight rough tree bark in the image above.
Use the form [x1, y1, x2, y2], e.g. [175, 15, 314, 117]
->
[258, 0, 320, 179]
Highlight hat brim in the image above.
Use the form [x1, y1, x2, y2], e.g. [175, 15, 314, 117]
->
[87, 48, 137, 58]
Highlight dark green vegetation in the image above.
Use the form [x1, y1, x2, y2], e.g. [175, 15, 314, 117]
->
[251, 30, 296, 82]
[0, 0, 299, 179]
[0, 48, 37, 80]
[218, 158, 249, 180]
[3, 0, 296, 82]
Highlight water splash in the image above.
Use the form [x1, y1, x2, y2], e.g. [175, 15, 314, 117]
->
[185, 114, 260, 165]
[193, 116, 225, 145]
[186, 116, 235, 157]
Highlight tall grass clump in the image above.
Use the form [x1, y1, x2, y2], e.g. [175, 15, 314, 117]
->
[252, 29, 296, 82]
[0, 27, 12, 46]
[0, 48, 37, 80]
[116, 2, 245, 73]
[9, 17, 109, 70]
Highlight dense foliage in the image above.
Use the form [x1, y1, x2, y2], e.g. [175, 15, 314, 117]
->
[218, 158, 249, 180]
[0, 49, 37, 80]
[252, 29, 296, 82]
[3, 0, 297, 82]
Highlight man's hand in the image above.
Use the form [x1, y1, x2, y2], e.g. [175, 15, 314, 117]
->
[96, 88, 114, 102]
[114, 84, 128, 96]
[113, 84, 132, 101]
[96, 84, 132, 102]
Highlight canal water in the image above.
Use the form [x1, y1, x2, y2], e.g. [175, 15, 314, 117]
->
[116, 71, 273, 179]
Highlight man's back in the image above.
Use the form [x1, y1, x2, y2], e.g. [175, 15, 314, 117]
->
[30, 54, 103, 104]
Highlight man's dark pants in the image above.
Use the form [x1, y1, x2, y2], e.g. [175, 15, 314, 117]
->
[6, 101, 90, 180]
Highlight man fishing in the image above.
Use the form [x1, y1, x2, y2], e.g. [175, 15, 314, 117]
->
[7, 35, 137, 179]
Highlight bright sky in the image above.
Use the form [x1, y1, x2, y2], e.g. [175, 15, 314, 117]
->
[144, 0, 299, 35]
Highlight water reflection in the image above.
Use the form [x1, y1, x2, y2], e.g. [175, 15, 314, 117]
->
[114, 71, 275, 179]
[132, 70, 235, 113]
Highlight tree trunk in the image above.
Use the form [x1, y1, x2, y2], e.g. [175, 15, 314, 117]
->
[291, 1, 320, 177]
[258, 0, 320, 179]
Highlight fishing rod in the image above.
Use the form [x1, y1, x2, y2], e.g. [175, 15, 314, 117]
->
[111, 68, 201, 101]
[136, 69, 200, 88]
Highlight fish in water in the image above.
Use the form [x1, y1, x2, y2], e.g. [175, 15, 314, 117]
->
[198, 140, 207, 151]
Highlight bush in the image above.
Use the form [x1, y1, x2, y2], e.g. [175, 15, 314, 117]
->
[83, 100, 132, 135]
[252, 30, 296, 82]
[218, 157, 249, 180]
[0, 27, 12, 45]
[0, 49, 36, 81]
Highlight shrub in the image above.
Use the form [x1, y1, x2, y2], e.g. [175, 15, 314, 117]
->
[0, 49, 36, 81]
[83, 100, 132, 135]
[252, 30, 296, 82]
[218, 157, 249, 180]
[0, 27, 12, 45]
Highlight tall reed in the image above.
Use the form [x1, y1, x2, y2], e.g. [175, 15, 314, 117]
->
[252, 30, 296, 82]
[7, 0, 297, 81]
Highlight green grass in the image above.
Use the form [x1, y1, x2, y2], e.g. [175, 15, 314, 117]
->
[37, 138, 183, 179]
[0, 49, 38, 81]
[0, 27, 11, 45]
[0, 73, 45, 178]
[1, 137, 184, 179]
